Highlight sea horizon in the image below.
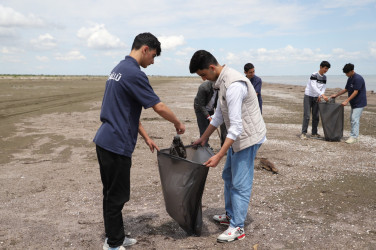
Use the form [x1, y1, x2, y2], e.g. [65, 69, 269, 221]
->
[261, 74, 376, 92]
[1, 74, 375, 91]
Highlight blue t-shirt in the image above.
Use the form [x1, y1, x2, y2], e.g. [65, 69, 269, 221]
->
[93, 56, 161, 157]
[250, 75, 263, 108]
[345, 73, 367, 108]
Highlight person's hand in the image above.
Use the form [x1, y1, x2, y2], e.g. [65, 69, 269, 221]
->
[175, 122, 185, 134]
[203, 154, 222, 168]
[192, 138, 205, 147]
[192, 137, 207, 147]
[330, 94, 336, 99]
[341, 100, 348, 106]
[144, 138, 160, 153]
[323, 95, 329, 102]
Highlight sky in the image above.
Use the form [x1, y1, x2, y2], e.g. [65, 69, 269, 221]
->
[1, 0, 376, 77]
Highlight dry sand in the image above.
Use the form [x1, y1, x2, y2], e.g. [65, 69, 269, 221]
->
[0, 76, 375, 249]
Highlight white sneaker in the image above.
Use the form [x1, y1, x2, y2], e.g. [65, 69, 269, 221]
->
[300, 133, 307, 140]
[107, 246, 125, 250]
[346, 137, 358, 144]
[311, 133, 321, 138]
[217, 226, 245, 243]
[103, 237, 137, 250]
[213, 214, 230, 225]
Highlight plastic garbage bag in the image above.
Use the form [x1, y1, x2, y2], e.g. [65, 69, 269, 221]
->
[157, 145, 214, 236]
[318, 100, 344, 141]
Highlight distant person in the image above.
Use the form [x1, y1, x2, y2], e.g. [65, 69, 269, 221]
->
[300, 61, 331, 139]
[190, 50, 266, 243]
[244, 63, 263, 113]
[93, 32, 185, 250]
[194, 80, 227, 147]
[330, 63, 367, 144]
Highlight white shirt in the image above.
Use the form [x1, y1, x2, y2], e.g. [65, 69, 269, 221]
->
[211, 81, 266, 144]
[211, 81, 247, 140]
[205, 89, 218, 112]
[304, 71, 327, 97]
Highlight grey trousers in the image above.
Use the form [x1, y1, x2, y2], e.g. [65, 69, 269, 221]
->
[302, 94, 319, 135]
[195, 110, 227, 147]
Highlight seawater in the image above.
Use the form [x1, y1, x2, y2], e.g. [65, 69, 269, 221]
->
[262, 75, 376, 92]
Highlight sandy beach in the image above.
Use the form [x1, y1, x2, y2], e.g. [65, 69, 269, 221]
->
[0, 76, 375, 249]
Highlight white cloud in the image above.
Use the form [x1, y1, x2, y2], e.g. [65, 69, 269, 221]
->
[226, 52, 237, 61]
[36, 55, 49, 62]
[55, 50, 86, 61]
[321, 0, 376, 8]
[332, 48, 345, 54]
[175, 47, 195, 56]
[227, 45, 330, 64]
[77, 24, 126, 50]
[103, 51, 126, 58]
[369, 42, 376, 58]
[371, 48, 376, 57]
[1, 46, 24, 54]
[0, 26, 15, 36]
[169, 0, 312, 38]
[158, 35, 185, 50]
[332, 48, 361, 59]
[1, 55, 21, 63]
[0, 4, 44, 27]
[30, 33, 57, 50]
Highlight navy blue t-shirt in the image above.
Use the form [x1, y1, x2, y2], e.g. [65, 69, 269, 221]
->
[93, 56, 161, 157]
[250, 75, 263, 109]
[345, 73, 367, 108]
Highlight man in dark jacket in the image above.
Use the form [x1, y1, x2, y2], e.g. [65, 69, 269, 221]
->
[194, 80, 227, 147]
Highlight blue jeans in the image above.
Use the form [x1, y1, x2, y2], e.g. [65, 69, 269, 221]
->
[350, 107, 364, 138]
[222, 144, 261, 228]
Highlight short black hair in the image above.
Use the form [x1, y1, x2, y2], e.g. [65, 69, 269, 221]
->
[189, 50, 218, 73]
[343, 63, 354, 73]
[244, 63, 254, 72]
[131, 32, 161, 56]
[320, 61, 331, 68]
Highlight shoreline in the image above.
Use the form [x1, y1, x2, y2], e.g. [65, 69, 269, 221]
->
[1, 74, 375, 91]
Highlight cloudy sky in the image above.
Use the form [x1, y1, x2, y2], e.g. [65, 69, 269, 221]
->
[1, 0, 376, 76]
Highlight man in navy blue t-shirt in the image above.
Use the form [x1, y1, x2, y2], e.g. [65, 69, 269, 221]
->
[244, 63, 263, 113]
[94, 33, 185, 250]
[331, 63, 367, 144]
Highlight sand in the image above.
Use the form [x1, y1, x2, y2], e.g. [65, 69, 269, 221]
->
[0, 76, 375, 249]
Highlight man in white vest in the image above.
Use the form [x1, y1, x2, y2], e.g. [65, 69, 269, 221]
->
[190, 50, 267, 243]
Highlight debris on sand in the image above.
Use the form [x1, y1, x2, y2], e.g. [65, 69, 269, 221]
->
[259, 157, 278, 174]
[169, 135, 187, 159]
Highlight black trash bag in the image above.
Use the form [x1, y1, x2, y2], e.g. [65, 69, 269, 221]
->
[157, 145, 214, 236]
[319, 100, 344, 141]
